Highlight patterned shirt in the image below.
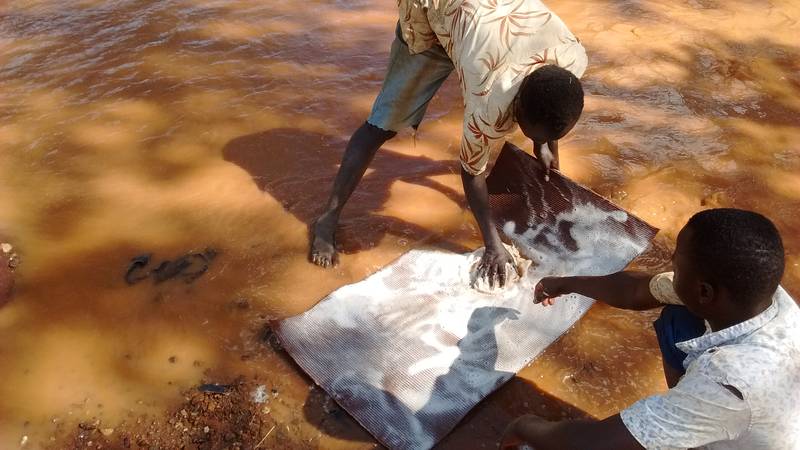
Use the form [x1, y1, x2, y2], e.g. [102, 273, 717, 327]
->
[621, 272, 800, 449]
[398, 0, 588, 175]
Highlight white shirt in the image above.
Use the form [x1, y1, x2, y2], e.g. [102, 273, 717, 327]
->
[620, 272, 800, 449]
[397, 0, 587, 175]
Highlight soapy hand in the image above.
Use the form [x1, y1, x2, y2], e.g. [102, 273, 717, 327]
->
[533, 140, 560, 182]
[533, 276, 569, 305]
[476, 243, 515, 288]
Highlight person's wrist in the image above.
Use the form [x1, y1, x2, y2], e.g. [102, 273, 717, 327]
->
[483, 234, 504, 251]
[545, 276, 571, 296]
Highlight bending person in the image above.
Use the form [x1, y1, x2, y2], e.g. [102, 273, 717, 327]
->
[310, 1, 587, 288]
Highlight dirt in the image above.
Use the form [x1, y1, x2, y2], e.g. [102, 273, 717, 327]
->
[2, 0, 798, 448]
[52, 376, 310, 450]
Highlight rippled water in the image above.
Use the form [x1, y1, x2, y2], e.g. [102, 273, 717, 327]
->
[1, 0, 798, 448]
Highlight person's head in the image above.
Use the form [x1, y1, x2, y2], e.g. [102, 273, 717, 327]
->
[515, 65, 584, 143]
[672, 208, 784, 320]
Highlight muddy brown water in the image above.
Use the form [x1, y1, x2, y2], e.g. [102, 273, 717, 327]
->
[1, 0, 798, 448]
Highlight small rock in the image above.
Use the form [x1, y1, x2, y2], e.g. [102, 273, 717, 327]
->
[261, 327, 284, 352]
[101, 428, 114, 437]
[20, 435, 28, 446]
[168, 356, 177, 363]
[203, 426, 210, 434]
[1, 243, 11, 253]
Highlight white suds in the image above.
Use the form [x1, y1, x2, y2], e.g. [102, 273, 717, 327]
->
[468, 244, 532, 294]
[251, 385, 269, 404]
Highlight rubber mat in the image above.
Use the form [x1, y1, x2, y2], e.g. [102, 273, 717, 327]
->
[277, 143, 658, 450]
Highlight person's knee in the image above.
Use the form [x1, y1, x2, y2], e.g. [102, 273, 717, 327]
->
[364, 121, 397, 141]
[654, 305, 705, 377]
[657, 305, 705, 340]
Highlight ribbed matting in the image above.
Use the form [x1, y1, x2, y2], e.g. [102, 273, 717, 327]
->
[278, 143, 658, 449]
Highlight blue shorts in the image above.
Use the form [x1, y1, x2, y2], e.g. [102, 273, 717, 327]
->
[653, 305, 706, 374]
[367, 24, 455, 132]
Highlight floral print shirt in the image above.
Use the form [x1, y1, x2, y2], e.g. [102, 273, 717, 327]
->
[398, 0, 587, 175]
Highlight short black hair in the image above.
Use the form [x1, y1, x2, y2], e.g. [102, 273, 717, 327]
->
[518, 65, 584, 138]
[685, 208, 784, 304]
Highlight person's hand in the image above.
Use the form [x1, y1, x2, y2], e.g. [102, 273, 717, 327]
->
[477, 243, 515, 288]
[499, 417, 524, 449]
[533, 276, 569, 305]
[533, 140, 560, 181]
[499, 415, 551, 449]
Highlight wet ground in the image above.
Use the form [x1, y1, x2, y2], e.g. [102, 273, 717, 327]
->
[0, 0, 798, 448]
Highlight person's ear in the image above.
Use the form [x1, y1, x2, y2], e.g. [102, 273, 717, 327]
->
[698, 282, 715, 305]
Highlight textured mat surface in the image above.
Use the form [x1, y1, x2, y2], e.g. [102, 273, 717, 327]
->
[278, 144, 658, 450]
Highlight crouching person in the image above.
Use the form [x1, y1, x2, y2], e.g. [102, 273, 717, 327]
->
[501, 208, 799, 450]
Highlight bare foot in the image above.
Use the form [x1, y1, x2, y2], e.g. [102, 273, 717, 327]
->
[309, 213, 339, 268]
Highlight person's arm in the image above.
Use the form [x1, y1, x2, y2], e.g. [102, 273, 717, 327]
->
[500, 415, 643, 450]
[534, 271, 662, 310]
[461, 167, 513, 287]
[503, 371, 750, 450]
[546, 139, 560, 170]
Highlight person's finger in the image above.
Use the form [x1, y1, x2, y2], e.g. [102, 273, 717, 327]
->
[488, 264, 497, 288]
[498, 264, 507, 287]
[477, 261, 487, 281]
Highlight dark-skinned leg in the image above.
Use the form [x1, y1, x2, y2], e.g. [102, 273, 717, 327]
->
[662, 361, 683, 389]
[310, 121, 397, 267]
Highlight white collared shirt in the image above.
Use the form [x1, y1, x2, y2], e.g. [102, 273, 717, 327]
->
[620, 272, 800, 449]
